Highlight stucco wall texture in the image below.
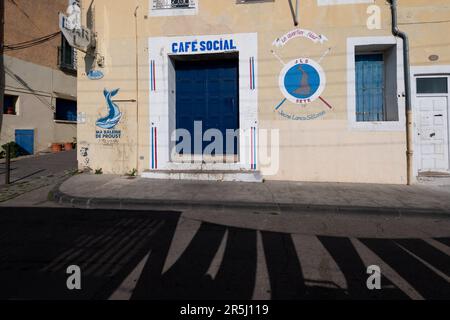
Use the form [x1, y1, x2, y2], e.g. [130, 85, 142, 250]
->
[76, 0, 450, 184]
[2, 0, 77, 153]
[4, 0, 67, 70]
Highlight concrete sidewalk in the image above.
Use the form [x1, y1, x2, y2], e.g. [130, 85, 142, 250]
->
[53, 174, 450, 217]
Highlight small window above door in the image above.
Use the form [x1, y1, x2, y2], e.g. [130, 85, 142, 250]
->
[150, 0, 198, 16]
[416, 77, 448, 94]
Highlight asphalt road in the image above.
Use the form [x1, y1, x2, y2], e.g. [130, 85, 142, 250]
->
[0, 206, 449, 300]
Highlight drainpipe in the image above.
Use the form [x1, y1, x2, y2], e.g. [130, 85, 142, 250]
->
[134, 5, 140, 174]
[390, 0, 413, 185]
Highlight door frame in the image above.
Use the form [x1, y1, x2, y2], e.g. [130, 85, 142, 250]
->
[411, 65, 450, 177]
[172, 55, 240, 161]
[148, 33, 258, 172]
[14, 128, 35, 155]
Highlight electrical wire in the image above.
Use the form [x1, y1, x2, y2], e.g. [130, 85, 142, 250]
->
[4, 31, 61, 51]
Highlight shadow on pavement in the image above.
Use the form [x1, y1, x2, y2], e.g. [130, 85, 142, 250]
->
[0, 207, 180, 300]
[0, 207, 449, 300]
[9, 169, 47, 184]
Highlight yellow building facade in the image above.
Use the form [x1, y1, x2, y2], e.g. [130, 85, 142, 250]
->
[76, 0, 450, 184]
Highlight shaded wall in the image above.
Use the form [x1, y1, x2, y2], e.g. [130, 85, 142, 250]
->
[1, 0, 77, 152]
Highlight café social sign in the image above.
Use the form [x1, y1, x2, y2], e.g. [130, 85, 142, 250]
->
[171, 38, 237, 54]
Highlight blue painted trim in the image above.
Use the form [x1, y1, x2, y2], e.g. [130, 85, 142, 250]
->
[253, 127, 257, 170]
[151, 127, 155, 169]
[252, 57, 256, 90]
[275, 98, 287, 110]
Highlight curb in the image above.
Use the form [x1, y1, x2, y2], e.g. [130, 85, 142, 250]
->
[50, 182, 450, 220]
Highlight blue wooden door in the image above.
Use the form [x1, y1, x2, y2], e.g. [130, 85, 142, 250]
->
[176, 59, 239, 155]
[15, 129, 35, 155]
[355, 54, 385, 121]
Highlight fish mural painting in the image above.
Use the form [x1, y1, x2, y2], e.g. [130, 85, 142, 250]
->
[96, 89, 122, 129]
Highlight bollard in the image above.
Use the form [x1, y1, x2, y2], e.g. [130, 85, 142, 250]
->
[5, 143, 10, 185]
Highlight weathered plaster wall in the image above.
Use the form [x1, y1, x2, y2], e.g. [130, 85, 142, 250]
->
[2, 0, 77, 153]
[1, 56, 77, 151]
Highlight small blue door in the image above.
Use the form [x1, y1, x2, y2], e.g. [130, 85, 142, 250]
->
[15, 129, 34, 155]
[176, 58, 239, 155]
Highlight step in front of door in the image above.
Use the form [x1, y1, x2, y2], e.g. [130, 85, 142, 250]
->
[141, 170, 263, 183]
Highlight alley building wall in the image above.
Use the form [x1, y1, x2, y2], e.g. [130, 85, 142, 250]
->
[1, 0, 77, 154]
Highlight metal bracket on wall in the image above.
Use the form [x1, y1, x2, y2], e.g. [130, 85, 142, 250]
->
[96, 54, 105, 68]
[288, 0, 299, 26]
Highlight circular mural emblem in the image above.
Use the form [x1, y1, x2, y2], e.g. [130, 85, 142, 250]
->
[279, 58, 326, 105]
[272, 28, 333, 120]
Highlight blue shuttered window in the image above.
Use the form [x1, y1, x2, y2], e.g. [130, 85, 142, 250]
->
[355, 54, 385, 122]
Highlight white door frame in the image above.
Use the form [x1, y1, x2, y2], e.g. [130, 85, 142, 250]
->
[148, 33, 259, 172]
[411, 65, 450, 177]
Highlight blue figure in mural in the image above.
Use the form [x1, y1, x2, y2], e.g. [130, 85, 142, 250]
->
[284, 63, 320, 99]
[96, 89, 122, 129]
[294, 65, 312, 96]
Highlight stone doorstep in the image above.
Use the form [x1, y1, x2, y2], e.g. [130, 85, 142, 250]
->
[418, 171, 450, 177]
[417, 172, 450, 185]
[141, 170, 263, 183]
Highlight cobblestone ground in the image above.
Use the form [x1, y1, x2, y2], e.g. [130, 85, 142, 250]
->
[0, 150, 77, 203]
[0, 170, 76, 203]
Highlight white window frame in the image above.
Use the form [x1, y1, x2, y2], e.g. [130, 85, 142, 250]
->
[237, 0, 274, 3]
[3, 92, 20, 116]
[149, 0, 198, 17]
[347, 36, 406, 131]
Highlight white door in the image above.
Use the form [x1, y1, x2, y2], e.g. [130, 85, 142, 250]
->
[417, 96, 449, 172]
